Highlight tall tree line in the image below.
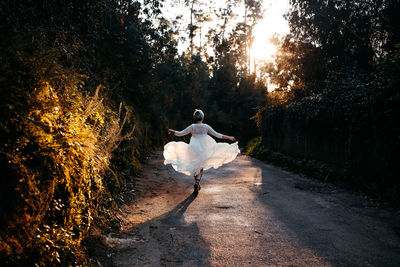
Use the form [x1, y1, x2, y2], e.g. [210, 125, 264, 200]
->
[255, 0, 400, 201]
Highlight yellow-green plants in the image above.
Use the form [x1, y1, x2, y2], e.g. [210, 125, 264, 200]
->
[0, 79, 129, 265]
[245, 136, 262, 156]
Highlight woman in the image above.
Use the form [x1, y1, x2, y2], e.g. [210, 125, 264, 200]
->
[164, 109, 239, 193]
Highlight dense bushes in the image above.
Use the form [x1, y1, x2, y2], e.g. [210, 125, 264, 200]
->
[0, 1, 133, 264]
[0, 69, 118, 265]
[0, 81, 125, 264]
[247, 137, 337, 181]
[0, 25, 131, 261]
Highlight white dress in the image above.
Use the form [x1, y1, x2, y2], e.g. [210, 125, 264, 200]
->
[163, 123, 240, 176]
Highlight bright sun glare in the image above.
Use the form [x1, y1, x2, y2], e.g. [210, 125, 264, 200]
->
[163, 0, 290, 68]
[251, 0, 290, 63]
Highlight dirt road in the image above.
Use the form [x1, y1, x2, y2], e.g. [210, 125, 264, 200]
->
[98, 152, 400, 266]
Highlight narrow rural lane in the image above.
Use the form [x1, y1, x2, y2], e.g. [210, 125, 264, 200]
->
[100, 152, 400, 266]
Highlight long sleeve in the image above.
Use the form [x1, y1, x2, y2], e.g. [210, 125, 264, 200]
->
[206, 124, 223, 139]
[174, 124, 192, 136]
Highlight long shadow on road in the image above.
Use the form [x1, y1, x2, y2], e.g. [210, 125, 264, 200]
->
[161, 192, 197, 224]
[157, 193, 211, 266]
[108, 191, 211, 267]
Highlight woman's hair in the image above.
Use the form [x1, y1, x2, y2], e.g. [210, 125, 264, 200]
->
[193, 109, 204, 122]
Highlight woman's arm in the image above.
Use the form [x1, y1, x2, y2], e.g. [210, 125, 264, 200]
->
[168, 125, 192, 137]
[206, 125, 236, 142]
[221, 135, 236, 142]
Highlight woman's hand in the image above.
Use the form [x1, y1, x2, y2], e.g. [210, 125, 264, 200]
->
[223, 135, 236, 142]
[168, 129, 175, 135]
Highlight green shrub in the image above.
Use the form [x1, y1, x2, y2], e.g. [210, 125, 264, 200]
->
[247, 141, 337, 182]
[0, 78, 127, 265]
[245, 137, 262, 156]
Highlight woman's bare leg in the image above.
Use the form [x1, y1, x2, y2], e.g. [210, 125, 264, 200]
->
[198, 168, 204, 182]
[194, 174, 200, 182]
[194, 169, 203, 192]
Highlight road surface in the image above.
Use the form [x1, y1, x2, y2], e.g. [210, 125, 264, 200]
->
[96, 152, 400, 266]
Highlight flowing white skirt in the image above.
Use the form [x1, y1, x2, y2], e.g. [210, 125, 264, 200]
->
[163, 135, 240, 176]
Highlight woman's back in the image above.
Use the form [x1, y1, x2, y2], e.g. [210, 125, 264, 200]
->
[192, 123, 210, 136]
[176, 123, 223, 138]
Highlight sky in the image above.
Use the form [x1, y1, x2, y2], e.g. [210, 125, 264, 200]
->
[251, 0, 290, 61]
[161, 0, 291, 63]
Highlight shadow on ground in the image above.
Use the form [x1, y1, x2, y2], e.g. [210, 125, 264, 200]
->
[102, 192, 211, 266]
